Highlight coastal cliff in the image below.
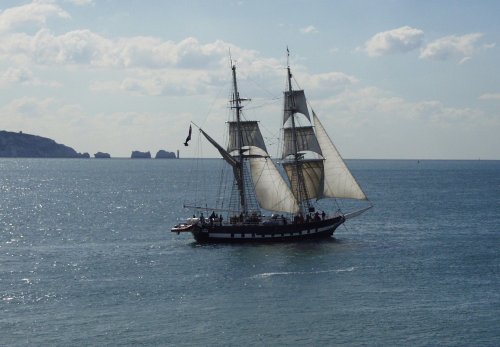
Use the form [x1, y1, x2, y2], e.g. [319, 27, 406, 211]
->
[0, 130, 88, 158]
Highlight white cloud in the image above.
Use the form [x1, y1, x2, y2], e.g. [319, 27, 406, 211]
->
[0, 28, 252, 71]
[363, 26, 424, 57]
[118, 69, 213, 96]
[0, 0, 70, 34]
[63, 0, 94, 6]
[300, 85, 499, 159]
[329, 47, 339, 55]
[89, 59, 280, 97]
[458, 56, 471, 65]
[300, 25, 318, 34]
[419, 33, 483, 61]
[318, 86, 487, 127]
[0, 67, 62, 87]
[479, 93, 500, 101]
[1, 67, 34, 84]
[363, 27, 494, 63]
[300, 71, 358, 97]
[0, 22, 282, 97]
[0, 97, 72, 140]
[410, 100, 483, 124]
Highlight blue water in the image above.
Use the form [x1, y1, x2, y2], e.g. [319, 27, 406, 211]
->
[1, 159, 499, 346]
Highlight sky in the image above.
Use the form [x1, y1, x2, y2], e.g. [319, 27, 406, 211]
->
[0, 0, 499, 159]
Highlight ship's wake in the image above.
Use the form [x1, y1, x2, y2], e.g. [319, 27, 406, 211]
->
[251, 267, 355, 279]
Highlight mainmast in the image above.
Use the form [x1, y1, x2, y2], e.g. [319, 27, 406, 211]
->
[285, 50, 312, 216]
[230, 63, 246, 215]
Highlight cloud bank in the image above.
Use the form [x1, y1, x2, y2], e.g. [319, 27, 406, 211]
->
[363, 26, 493, 63]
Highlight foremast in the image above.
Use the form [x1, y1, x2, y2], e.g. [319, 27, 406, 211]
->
[230, 63, 247, 216]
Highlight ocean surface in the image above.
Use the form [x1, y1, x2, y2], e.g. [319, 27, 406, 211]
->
[1, 158, 499, 346]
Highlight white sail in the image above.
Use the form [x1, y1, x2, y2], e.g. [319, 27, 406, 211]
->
[227, 121, 267, 153]
[248, 146, 299, 213]
[313, 111, 367, 200]
[283, 159, 324, 201]
[282, 126, 322, 159]
[283, 90, 311, 124]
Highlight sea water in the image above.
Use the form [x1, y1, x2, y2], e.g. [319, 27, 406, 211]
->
[1, 159, 499, 346]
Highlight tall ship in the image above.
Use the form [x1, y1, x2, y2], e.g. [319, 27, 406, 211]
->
[172, 51, 372, 242]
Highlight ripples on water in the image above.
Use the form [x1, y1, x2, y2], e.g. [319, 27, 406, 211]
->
[1, 159, 499, 346]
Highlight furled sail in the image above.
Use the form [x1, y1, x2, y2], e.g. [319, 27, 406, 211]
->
[313, 110, 367, 200]
[227, 121, 267, 153]
[248, 146, 299, 213]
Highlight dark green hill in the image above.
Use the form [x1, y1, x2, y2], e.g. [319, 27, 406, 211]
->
[0, 130, 89, 158]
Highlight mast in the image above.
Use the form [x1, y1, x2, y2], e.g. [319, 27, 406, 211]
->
[286, 50, 311, 216]
[231, 63, 246, 215]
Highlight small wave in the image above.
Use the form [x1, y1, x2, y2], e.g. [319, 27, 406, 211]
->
[252, 267, 355, 279]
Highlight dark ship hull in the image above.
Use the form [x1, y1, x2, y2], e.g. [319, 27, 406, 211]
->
[173, 215, 345, 243]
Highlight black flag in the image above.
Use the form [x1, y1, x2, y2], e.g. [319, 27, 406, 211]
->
[184, 125, 192, 146]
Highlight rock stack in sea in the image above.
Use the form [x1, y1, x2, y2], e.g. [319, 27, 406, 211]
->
[155, 150, 176, 159]
[131, 151, 151, 159]
[94, 152, 111, 158]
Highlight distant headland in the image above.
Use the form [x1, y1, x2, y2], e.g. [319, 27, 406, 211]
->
[0, 130, 179, 159]
[0, 130, 89, 158]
